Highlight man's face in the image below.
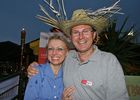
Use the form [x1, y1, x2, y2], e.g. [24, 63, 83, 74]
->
[71, 24, 96, 53]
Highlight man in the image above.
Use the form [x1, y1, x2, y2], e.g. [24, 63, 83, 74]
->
[28, 1, 129, 99]
[62, 25, 129, 100]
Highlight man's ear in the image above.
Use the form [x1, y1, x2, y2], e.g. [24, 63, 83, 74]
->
[93, 32, 99, 44]
[93, 31, 97, 39]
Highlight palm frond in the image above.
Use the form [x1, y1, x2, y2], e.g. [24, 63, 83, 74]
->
[98, 18, 140, 74]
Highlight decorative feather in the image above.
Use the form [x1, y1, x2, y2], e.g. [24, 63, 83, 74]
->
[62, 0, 67, 20]
[43, 0, 67, 21]
[43, 0, 60, 20]
[39, 5, 57, 22]
[86, 0, 124, 18]
[36, 15, 59, 29]
[37, 0, 68, 32]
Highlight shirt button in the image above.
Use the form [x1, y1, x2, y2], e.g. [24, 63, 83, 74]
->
[54, 96, 57, 99]
[54, 85, 56, 88]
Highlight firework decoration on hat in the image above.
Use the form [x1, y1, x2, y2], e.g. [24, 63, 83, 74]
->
[37, 0, 123, 37]
[37, 0, 67, 28]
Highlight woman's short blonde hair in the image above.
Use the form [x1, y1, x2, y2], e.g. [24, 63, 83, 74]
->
[46, 34, 70, 50]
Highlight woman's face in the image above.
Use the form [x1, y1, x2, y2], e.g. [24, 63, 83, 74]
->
[47, 39, 68, 66]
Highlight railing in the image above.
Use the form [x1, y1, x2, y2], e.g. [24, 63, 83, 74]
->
[125, 75, 140, 100]
[0, 72, 20, 100]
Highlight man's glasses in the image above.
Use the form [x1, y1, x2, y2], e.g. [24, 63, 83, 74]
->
[71, 29, 93, 37]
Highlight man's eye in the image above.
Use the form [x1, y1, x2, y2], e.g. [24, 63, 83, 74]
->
[83, 30, 90, 34]
[72, 32, 79, 35]
[83, 30, 88, 33]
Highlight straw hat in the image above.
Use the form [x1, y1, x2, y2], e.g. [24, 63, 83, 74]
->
[59, 9, 108, 36]
[37, 0, 122, 37]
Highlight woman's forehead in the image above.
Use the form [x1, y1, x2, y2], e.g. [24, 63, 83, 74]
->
[48, 39, 66, 46]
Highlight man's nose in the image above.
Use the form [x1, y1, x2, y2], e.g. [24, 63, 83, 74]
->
[79, 32, 84, 39]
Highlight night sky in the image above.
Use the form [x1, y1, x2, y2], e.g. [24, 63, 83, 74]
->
[0, 0, 140, 44]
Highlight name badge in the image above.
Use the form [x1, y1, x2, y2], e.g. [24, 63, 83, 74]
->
[81, 80, 93, 86]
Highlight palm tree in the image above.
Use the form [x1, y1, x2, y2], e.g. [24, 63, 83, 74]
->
[98, 18, 140, 75]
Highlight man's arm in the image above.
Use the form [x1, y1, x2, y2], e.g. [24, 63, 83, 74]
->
[106, 55, 129, 100]
[27, 61, 39, 77]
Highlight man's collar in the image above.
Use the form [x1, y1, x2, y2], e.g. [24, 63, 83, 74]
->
[71, 45, 101, 62]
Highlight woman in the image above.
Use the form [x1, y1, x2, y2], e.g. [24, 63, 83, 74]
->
[24, 34, 70, 100]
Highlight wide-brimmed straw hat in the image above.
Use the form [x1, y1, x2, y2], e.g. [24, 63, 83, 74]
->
[59, 9, 108, 36]
[37, 0, 123, 37]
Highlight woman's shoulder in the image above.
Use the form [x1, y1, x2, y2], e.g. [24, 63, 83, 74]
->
[37, 63, 49, 70]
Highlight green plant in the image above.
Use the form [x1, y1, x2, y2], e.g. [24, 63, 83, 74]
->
[98, 18, 140, 75]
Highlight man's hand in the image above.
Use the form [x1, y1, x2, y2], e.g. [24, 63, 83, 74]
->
[27, 61, 39, 78]
[62, 86, 75, 100]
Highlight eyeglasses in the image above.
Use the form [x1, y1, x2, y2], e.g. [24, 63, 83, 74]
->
[47, 47, 65, 52]
[71, 29, 93, 37]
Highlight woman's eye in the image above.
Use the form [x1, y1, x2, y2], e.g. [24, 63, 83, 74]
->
[48, 48, 53, 51]
[57, 48, 64, 51]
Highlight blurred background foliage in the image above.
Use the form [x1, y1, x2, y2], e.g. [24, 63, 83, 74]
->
[98, 17, 140, 75]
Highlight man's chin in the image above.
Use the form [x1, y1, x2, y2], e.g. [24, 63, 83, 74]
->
[77, 48, 89, 53]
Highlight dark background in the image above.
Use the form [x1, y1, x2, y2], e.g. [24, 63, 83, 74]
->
[0, 0, 140, 44]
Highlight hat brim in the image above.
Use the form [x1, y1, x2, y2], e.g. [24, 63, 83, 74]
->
[60, 16, 108, 37]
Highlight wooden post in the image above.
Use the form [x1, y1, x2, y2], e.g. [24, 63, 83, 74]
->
[18, 28, 26, 99]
